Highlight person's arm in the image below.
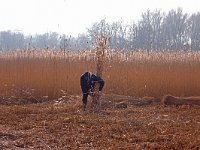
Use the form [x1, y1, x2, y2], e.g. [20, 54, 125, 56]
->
[90, 75, 105, 91]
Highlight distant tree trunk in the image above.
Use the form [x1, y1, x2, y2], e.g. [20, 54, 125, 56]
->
[91, 35, 109, 111]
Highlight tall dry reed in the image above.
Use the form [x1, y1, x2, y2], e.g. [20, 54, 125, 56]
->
[0, 49, 200, 98]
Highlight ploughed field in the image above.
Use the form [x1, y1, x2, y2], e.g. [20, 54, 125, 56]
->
[0, 94, 200, 150]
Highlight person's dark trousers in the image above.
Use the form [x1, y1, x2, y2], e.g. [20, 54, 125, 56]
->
[80, 75, 89, 110]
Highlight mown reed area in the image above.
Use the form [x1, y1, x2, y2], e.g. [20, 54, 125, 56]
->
[0, 49, 200, 99]
[1, 97, 200, 149]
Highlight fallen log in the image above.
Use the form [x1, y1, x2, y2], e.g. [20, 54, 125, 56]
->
[162, 95, 200, 106]
[115, 101, 128, 109]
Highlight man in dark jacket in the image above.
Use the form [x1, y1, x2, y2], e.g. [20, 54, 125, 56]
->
[80, 72, 105, 111]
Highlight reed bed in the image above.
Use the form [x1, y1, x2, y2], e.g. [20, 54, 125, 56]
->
[0, 49, 200, 99]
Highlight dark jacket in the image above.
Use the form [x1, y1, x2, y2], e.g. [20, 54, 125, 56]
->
[80, 72, 105, 94]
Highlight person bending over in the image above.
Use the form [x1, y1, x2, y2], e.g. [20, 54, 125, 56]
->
[80, 72, 104, 111]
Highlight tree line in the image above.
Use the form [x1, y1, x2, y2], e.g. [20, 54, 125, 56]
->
[0, 8, 200, 51]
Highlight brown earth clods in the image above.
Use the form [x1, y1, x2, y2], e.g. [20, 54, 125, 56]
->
[0, 94, 200, 150]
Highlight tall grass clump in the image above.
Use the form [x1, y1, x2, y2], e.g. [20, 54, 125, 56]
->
[91, 35, 109, 110]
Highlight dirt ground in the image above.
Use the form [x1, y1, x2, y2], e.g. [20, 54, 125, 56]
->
[0, 94, 200, 150]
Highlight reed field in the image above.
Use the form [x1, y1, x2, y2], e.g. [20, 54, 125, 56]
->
[1, 49, 200, 149]
[0, 49, 200, 98]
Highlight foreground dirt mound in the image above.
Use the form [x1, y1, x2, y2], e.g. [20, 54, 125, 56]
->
[162, 95, 200, 106]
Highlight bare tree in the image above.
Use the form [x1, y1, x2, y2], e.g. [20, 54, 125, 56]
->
[188, 13, 200, 50]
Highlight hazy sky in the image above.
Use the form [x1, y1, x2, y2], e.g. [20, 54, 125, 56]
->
[0, 0, 199, 36]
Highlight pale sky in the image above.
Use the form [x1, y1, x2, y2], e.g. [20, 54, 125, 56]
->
[0, 0, 199, 36]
